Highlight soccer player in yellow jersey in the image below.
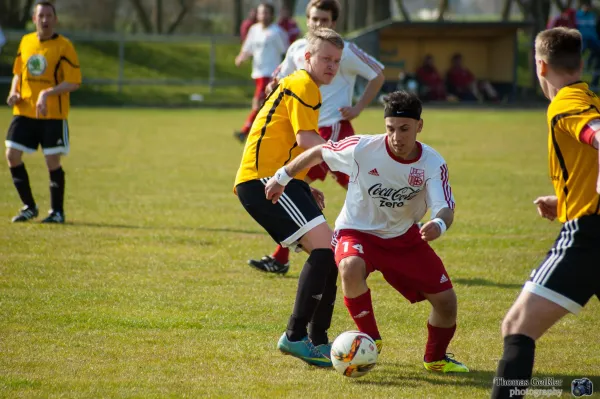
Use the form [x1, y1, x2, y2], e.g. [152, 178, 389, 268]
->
[492, 27, 600, 399]
[234, 28, 343, 367]
[5, 1, 81, 224]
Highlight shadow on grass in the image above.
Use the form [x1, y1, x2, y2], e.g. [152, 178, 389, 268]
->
[70, 221, 265, 236]
[453, 278, 523, 290]
[354, 362, 599, 394]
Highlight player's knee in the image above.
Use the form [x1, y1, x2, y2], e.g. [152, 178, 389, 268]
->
[44, 155, 61, 171]
[5, 148, 22, 167]
[339, 257, 366, 285]
[432, 290, 457, 319]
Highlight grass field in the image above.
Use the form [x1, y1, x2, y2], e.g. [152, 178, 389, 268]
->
[1, 107, 599, 398]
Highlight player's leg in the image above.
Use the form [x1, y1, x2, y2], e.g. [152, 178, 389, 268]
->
[491, 217, 599, 399]
[335, 230, 382, 353]
[5, 116, 39, 222]
[237, 179, 333, 367]
[235, 77, 269, 142]
[40, 119, 69, 223]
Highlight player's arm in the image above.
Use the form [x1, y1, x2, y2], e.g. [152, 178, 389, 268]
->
[7, 75, 21, 106]
[37, 41, 81, 117]
[235, 30, 254, 66]
[422, 162, 456, 242]
[340, 43, 385, 121]
[7, 42, 23, 106]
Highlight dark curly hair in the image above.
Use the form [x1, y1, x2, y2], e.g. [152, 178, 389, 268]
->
[383, 91, 422, 118]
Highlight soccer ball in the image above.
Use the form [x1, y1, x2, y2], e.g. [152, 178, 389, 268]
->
[330, 331, 378, 378]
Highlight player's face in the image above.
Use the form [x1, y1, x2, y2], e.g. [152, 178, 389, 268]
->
[257, 5, 273, 25]
[33, 5, 56, 36]
[385, 117, 423, 159]
[305, 40, 342, 85]
[307, 7, 335, 30]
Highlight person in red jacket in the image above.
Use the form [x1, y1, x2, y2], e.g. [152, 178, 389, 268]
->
[416, 54, 447, 101]
[278, 5, 301, 45]
[547, 7, 576, 29]
[240, 7, 257, 43]
[446, 53, 499, 102]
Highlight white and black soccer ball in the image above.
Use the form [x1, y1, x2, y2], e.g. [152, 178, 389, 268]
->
[330, 331, 378, 378]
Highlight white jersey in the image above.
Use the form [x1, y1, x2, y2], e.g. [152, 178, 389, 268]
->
[277, 39, 383, 127]
[322, 135, 455, 239]
[243, 23, 288, 79]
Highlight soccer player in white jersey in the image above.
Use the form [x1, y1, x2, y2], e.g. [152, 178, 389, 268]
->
[234, 2, 288, 142]
[264, 91, 469, 373]
[248, 0, 385, 274]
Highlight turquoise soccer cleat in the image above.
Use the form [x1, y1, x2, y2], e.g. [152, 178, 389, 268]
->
[277, 333, 332, 367]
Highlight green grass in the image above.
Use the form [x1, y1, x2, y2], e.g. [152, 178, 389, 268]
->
[0, 38, 255, 106]
[1, 107, 599, 398]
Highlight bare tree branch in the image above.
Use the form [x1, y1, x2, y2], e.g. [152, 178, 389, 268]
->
[167, 0, 189, 34]
[501, 0, 513, 21]
[129, 0, 153, 33]
[438, 0, 449, 21]
[395, 0, 411, 21]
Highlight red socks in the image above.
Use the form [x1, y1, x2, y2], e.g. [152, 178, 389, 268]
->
[424, 322, 456, 362]
[271, 245, 289, 264]
[241, 109, 260, 134]
[343, 289, 381, 340]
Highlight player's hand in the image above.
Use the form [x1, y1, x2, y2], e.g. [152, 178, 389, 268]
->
[310, 187, 325, 210]
[533, 195, 558, 221]
[419, 220, 442, 242]
[6, 92, 21, 107]
[36, 91, 48, 118]
[265, 176, 285, 204]
[265, 78, 279, 96]
[339, 106, 361, 121]
[234, 55, 244, 67]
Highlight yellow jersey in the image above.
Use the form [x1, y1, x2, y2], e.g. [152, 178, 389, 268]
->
[13, 32, 82, 120]
[547, 81, 600, 222]
[234, 69, 321, 188]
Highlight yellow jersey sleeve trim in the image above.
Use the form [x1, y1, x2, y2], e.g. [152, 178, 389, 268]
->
[282, 88, 321, 110]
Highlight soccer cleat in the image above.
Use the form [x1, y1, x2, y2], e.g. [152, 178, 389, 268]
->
[375, 339, 383, 354]
[277, 333, 332, 367]
[234, 131, 248, 143]
[248, 255, 289, 274]
[11, 205, 38, 223]
[41, 210, 65, 224]
[315, 342, 332, 359]
[423, 353, 469, 373]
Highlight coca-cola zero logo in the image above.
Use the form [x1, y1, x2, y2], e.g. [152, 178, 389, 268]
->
[368, 183, 422, 208]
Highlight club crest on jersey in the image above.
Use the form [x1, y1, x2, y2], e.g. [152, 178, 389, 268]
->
[408, 167, 425, 187]
[27, 55, 47, 76]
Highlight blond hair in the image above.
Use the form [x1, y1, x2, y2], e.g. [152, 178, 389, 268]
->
[535, 27, 582, 73]
[306, 28, 344, 54]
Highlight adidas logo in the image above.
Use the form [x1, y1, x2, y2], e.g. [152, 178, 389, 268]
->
[368, 168, 379, 176]
[440, 274, 448, 283]
[312, 294, 323, 300]
[57, 139, 63, 145]
[353, 310, 370, 319]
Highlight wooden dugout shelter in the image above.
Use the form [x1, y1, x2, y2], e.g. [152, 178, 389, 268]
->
[346, 20, 533, 100]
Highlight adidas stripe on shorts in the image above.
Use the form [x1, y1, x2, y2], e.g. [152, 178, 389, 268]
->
[236, 178, 326, 249]
[525, 214, 600, 314]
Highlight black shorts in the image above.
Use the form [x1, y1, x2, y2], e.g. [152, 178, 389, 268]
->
[526, 215, 600, 314]
[236, 178, 326, 248]
[5, 116, 70, 155]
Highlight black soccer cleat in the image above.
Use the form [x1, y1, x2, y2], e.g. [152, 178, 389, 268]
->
[248, 255, 290, 274]
[41, 210, 65, 224]
[11, 205, 39, 223]
[234, 131, 248, 143]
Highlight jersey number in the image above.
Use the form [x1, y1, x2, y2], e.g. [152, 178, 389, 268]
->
[342, 242, 364, 254]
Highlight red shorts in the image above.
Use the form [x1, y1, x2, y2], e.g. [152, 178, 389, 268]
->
[306, 120, 354, 186]
[253, 77, 271, 103]
[334, 226, 453, 303]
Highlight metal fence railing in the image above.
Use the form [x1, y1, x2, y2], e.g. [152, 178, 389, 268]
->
[0, 30, 253, 93]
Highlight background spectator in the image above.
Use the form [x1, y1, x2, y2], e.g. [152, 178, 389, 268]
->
[416, 54, 447, 101]
[446, 53, 499, 102]
[240, 7, 257, 43]
[278, 5, 301, 45]
[0, 23, 6, 55]
[547, 7, 576, 29]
